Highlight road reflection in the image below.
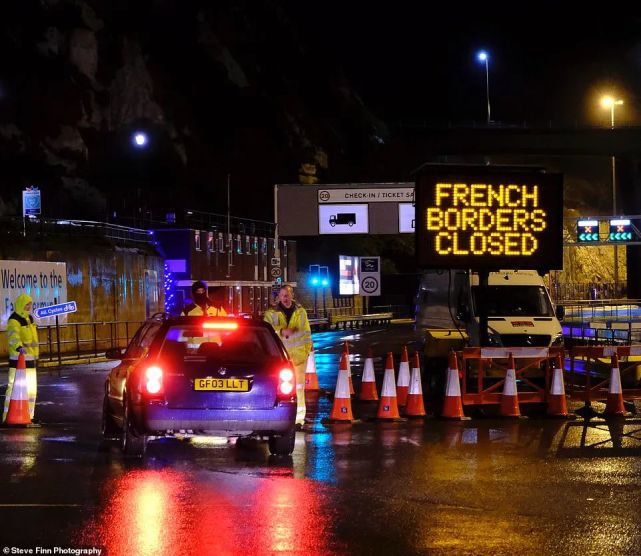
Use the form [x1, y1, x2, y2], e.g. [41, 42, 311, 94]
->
[77, 466, 344, 555]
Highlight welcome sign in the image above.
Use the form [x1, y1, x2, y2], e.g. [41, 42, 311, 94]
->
[0, 260, 68, 330]
[415, 167, 563, 270]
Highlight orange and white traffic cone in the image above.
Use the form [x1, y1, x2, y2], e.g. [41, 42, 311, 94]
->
[396, 346, 410, 406]
[324, 352, 354, 423]
[304, 349, 320, 391]
[4, 352, 32, 426]
[344, 342, 355, 396]
[547, 354, 569, 417]
[500, 354, 521, 418]
[376, 352, 401, 420]
[605, 354, 626, 416]
[405, 352, 426, 418]
[441, 351, 466, 419]
[359, 347, 378, 401]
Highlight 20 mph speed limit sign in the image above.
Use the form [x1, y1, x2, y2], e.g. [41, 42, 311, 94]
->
[359, 256, 380, 296]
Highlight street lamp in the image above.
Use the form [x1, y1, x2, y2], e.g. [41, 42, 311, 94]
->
[132, 131, 148, 148]
[476, 50, 491, 124]
[600, 95, 624, 294]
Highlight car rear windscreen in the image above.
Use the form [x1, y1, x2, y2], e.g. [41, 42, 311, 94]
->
[159, 325, 282, 362]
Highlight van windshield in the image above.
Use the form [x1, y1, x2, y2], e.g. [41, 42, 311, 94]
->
[471, 286, 554, 317]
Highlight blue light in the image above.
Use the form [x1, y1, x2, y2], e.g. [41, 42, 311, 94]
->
[321, 279, 329, 286]
[477, 50, 488, 62]
[133, 132, 148, 148]
[311, 277, 319, 286]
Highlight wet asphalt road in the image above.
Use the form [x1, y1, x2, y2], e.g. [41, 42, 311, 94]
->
[2, 325, 641, 555]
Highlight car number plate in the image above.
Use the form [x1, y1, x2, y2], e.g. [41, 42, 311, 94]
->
[194, 378, 249, 391]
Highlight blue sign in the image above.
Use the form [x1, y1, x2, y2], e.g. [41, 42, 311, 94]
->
[22, 187, 41, 217]
[577, 219, 599, 243]
[33, 301, 77, 319]
[609, 219, 633, 242]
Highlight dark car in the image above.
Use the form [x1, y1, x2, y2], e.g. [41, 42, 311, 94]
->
[102, 315, 297, 457]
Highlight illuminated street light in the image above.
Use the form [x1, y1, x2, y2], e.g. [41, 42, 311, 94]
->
[600, 96, 624, 129]
[600, 94, 624, 292]
[132, 131, 148, 148]
[476, 50, 491, 124]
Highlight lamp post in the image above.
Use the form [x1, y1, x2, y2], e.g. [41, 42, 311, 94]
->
[477, 50, 491, 124]
[601, 95, 624, 293]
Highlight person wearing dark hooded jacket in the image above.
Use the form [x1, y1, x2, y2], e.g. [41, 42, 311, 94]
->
[3, 293, 39, 422]
[183, 280, 227, 316]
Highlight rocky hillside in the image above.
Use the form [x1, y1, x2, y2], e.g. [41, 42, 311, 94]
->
[0, 0, 388, 221]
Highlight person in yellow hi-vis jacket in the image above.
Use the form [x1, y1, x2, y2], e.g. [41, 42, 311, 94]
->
[3, 293, 39, 422]
[263, 285, 312, 426]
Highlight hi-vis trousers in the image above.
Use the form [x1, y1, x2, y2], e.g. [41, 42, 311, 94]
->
[294, 360, 306, 425]
[3, 356, 37, 421]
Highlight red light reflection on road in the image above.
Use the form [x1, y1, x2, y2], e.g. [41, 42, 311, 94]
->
[78, 469, 343, 555]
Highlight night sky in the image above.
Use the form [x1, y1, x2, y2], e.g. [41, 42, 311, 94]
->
[294, 7, 641, 126]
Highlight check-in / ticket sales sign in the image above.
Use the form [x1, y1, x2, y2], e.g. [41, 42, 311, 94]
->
[318, 188, 414, 203]
[415, 169, 563, 270]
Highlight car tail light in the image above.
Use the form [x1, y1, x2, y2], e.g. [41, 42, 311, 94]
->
[145, 365, 163, 395]
[278, 367, 295, 398]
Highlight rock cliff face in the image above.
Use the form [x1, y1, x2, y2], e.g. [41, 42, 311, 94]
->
[0, 0, 388, 221]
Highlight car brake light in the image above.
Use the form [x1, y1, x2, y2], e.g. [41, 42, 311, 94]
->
[203, 322, 238, 330]
[145, 365, 163, 394]
[278, 367, 295, 397]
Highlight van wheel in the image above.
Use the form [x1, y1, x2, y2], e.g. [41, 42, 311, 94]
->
[120, 395, 147, 458]
[268, 428, 295, 456]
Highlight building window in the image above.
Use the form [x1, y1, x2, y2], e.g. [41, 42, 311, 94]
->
[282, 241, 287, 258]
[194, 230, 201, 251]
[207, 231, 214, 253]
[218, 232, 224, 253]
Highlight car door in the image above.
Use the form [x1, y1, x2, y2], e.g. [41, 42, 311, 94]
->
[109, 322, 162, 418]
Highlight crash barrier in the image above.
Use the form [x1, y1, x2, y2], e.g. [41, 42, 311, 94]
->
[328, 312, 393, 330]
[0, 320, 144, 366]
[458, 347, 565, 407]
[567, 345, 641, 405]
[563, 320, 641, 346]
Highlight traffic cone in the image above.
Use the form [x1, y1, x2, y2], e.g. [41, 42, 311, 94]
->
[304, 349, 320, 391]
[500, 354, 521, 418]
[405, 352, 426, 418]
[547, 354, 569, 417]
[441, 351, 466, 419]
[376, 352, 401, 420]
[325, 353, 354, 423]
[605, 354, 626, 416]
[4, 353, 32, 426]
[396, 346, 411, 406]
[344, 342, 355, 396]
[359, 347, 378, 401]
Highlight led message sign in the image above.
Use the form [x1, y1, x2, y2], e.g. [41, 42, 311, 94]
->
[609, 219, 633, 242]
[415, 168, 563, 270]
[577, 219, 600, 242]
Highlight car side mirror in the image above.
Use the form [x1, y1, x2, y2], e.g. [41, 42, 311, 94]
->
[556, 305, 565, 320]
[105, 347, 125, 360]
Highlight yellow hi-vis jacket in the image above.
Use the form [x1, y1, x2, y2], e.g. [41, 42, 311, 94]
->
[263, 303, 312, 365]
[7, 293, 39, 359]
[183, 303, 227, 317]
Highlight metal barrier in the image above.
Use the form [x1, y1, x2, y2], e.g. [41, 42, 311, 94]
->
[0, 320, 144, 366]
[459, 347, 564, 406]
[568, 345, 641, 404]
